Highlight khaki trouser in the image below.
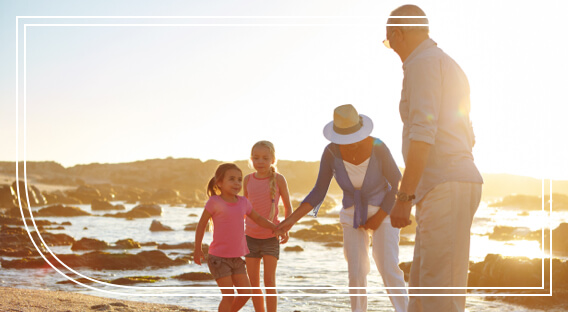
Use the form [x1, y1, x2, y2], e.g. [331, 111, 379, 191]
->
[408, 181, 482, 312]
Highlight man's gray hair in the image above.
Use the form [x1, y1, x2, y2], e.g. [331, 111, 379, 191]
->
[387, 4, 429, 33]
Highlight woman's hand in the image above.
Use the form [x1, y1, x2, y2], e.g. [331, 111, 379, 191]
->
[359, 208, 387, 231]
[360, 217, 382, 231]
[275, 218, 294, 236]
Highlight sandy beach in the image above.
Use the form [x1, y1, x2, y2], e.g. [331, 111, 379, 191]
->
[0, 287, 202, 312]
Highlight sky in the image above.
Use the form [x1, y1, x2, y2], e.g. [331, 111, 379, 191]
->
[1, 0, 567, 180]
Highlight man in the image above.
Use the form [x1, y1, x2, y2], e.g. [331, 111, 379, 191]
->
[385, 4, 483, 312]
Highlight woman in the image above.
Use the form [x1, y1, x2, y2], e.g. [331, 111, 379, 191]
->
[276, 104, 408, 312]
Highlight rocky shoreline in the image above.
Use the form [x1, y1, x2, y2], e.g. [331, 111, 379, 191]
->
[2, 169, 568, 311]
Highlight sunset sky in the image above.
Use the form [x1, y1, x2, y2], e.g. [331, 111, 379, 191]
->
[1, 0, 567, 181]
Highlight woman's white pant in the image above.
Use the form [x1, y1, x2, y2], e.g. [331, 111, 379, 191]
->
[341, 213, 409, 312]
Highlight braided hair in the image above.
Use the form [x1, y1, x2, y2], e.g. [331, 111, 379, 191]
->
[251, 141, 278, 220]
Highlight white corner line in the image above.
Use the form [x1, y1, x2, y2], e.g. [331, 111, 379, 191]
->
[15, 16, 554, 298]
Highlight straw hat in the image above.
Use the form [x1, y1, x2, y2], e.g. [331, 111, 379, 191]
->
[323, 104, 373, 144]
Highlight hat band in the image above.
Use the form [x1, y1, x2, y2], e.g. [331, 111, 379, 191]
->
[333, 117, 363, 135]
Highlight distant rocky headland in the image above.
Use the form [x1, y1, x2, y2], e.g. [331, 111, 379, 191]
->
[0, 159, 340, 207]
[1, 159, 566, 203]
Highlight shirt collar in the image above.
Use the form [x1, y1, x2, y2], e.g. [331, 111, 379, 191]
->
[402, 38, 437, 70]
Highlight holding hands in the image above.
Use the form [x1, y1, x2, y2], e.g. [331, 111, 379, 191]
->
[274, 218, 294, 237]
[390, 200, 413, 228]
[277, 230, 289, 244]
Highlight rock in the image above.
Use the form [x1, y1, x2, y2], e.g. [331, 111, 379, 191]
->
[91, 199, 124, 211]
[67, 185, 102, 203]
[140, 241, 158, 247]
[467, 254, 562, 288]
[5, 206, 33, 218]
[184, 198, 206, 208]
[131, 204, 162, 216]
[1, 250, 187, 270]
[114, 239, 141, 249]
[284, 245, 304, 252]
[115, 187, 146, 203]
[44, 190, 83, 205]
[71, 238, 110, 251]
[151, 188, 179, 202]
[489, 193, 568, 211]
[57, 277, 104, 285]
[31, 231, 75, 246]
[174, 272, 214, 281]
[149, 220, 173, 231]
[298, 219, 320, 226]
[110, 276, 166, 285]
[398, 262, 412, 282]
[489, 225, 540, 241]
[71, 238, 142, 251]
[289, 222, 343, 243]
[312, 223, 341, 233]
[543, 223, 568, 254]
[400, 214, 417, 235]
[104, 209, 151, 219]
[36, 204, 91, 217]
[157, 242, 194, 250]
[12, 180, 41, 207]
[466, 253, 568, 312]
[183, 223, 198, 231]
[0, 184, 17, 208]
[0, 225, 46, 257]
[0, 246, 39, 257]
[310, 196, 338, 215]
[91, 184, 116, 201]
[30, 185, 47, 206]
[43, 226, 65, 230]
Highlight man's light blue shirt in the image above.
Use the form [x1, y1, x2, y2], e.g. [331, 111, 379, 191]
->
[401, 38, 483, 202]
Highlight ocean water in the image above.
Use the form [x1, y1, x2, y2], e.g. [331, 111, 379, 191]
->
[1, 200, 565, 312]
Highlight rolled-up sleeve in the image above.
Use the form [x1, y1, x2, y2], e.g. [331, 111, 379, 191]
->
[302, 146, 334, 216]
[377, 143, 401, 214]
[406, 58, 442, 145]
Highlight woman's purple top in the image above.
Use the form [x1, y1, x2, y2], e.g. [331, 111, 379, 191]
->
[302, 137, 401, 228]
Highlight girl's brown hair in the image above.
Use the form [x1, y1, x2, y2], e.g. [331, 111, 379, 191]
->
[206, 163, 242, 197]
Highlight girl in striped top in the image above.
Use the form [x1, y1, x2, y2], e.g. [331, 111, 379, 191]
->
[244, 141, 292, 312]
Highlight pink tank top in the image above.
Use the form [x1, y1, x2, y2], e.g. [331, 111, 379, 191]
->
[245, 173, 281, 239]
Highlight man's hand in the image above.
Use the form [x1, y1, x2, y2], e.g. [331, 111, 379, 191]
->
[390, 200, 413, 228]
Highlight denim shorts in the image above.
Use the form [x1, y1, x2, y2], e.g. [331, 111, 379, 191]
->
[245, 235, 280, 260]
[207, 254, 247, 280]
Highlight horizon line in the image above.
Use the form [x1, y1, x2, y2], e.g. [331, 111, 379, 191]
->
[1, 158, 565, 182]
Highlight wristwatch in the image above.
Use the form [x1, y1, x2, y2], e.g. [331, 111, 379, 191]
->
[396, 192, 415, 202]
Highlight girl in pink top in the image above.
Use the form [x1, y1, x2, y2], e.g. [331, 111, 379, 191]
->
[244, 141, 292, 312]
[194, 163, 276, 312]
